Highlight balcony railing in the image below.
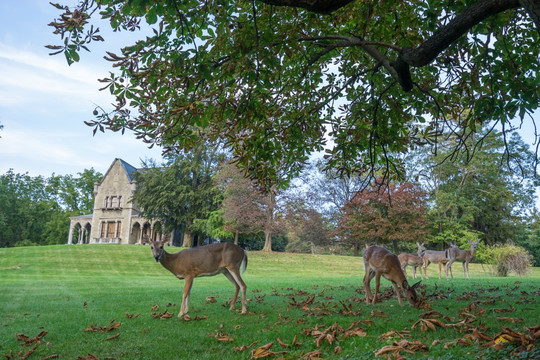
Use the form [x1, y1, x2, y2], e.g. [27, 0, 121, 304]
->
[93, 237, 121, 244]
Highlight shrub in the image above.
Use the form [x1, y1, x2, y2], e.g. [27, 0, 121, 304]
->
[484, 244, 532, 277]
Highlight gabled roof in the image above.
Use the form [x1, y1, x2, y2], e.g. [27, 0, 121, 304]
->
[99, 158, 139, 185]
[119, 159, 138, 182]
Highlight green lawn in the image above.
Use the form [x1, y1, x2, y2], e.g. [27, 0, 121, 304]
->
[1, 245, 539, 359]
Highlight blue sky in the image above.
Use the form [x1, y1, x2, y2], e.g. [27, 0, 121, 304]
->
[0, 0, 163, 177]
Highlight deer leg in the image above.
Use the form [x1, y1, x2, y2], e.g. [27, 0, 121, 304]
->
[226, 268, 247, 314]
[412, 265, 416, 279]
[446, 259, 454, 280]
[223, 272, 240, 310]
[179, 276, 193, 317]
[392, 281, 403, 306]
[463, 261, 468, 279]
[363, 269, 375, 304]
[423, 260, 429, 279]
[372, 272, 382, 305]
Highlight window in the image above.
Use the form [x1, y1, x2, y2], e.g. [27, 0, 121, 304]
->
[107, 223, 115, 238]
[101, 221, 122, 238]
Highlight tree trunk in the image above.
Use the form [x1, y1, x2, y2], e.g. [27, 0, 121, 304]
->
[182, 219, 193, 247]
[353, 243, 359, 257]
[234, 230, 239, 245]
[262, 188, 276, 252]
[182, 232, 193, 247]
[262, 231, 273, 252]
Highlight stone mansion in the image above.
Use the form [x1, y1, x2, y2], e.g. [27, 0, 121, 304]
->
[67, 158, 175, 245]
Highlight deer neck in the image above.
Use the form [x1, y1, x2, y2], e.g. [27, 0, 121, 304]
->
[158, 249, 177, 274]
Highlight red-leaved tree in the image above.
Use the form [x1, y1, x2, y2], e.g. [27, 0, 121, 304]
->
[335, 182, 428, 256]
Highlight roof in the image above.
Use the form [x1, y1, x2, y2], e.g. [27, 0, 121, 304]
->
[119, 159, 138, 182]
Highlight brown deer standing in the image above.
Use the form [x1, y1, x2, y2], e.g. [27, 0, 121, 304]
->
[363, 245, 421, 307]
[144, 235, 248, 317]
[446, 240, 480, 280]
[416, 242, 449, 280]
[397, 252, 425, 280]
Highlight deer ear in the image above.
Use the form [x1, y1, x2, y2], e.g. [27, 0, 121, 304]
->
[411, 281, 422, 290]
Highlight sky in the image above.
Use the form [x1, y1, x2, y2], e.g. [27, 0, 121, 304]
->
[0, 0, 163, 178]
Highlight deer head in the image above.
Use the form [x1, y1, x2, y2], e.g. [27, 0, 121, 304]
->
[142, 234, 166, 262]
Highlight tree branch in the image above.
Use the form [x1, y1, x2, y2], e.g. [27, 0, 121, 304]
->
[257, 0, 354, 14]
[396, 0, 521, 91]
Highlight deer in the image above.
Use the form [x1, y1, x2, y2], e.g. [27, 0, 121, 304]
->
[416, 242, 450, 280]
[397, 252, 424, 280]
[446, 240, 480, 280]
[363, 245, 421, 307]
[143, 235, 248, 317]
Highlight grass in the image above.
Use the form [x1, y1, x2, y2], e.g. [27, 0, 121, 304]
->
[1, 245, 539, 359]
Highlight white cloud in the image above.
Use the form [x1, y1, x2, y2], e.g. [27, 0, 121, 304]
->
[0, 42, 113, 108]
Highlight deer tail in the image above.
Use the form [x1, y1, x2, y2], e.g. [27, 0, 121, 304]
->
[241, 250, 248, 275]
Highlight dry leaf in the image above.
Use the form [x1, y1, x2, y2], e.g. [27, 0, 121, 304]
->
[105, 333, 121, 341]
[371, 309, 389, 318]
[276, 337, 288, 348]
[379, 329, 411, 340]
[234, 341, 258, 352]
[214, 332, 234, 342]
[412, 319, 447, 332]
[302, 349, 322, 359]
[206, 296, 217, 303]
[76, 354, 100, 360]
[250, 342, 288, 359]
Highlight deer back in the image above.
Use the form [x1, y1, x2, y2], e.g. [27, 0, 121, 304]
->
[365, 246, 407, 284]
[398, 252, 423, 267]
[448, 240, 479, 262]
[161, 242, 245, 278]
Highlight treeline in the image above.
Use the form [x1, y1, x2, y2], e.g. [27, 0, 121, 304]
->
[0, 169, 102, 247]
[1, 127, 540, 266]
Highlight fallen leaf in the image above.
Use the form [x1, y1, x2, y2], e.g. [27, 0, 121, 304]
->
[234, 341, 258, 352]
[379, 329, 411, 340]
[302, 349, 322, 359]
[276, 337, 288, 348]
[105, 333, 120, 341]
[76, 354, 100, 360]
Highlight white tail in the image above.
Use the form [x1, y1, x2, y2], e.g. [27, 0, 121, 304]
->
[416, 242, 449, 280]
[363, 245, 421, 307]
[397, 252, 425, 280]
[446, 240, 479, 280]
[143, 235, 248, 317]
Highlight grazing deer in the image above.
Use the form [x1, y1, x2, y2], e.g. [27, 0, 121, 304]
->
[143, 235, 248, 317]
[363, 245, 421, 307]
[397, 252, 424, 280]
[446, 240, 480, 280]
[416, 242, 449, 280]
